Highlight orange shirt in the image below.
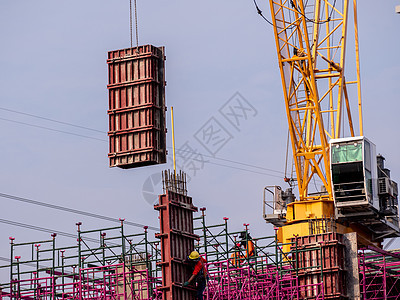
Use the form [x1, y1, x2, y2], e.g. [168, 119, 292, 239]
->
[245, 240, 255, 257]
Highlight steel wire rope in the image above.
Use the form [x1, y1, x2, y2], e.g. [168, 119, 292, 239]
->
[284, 129, 291, 180]
[253, 0, 296, 30]
[0, 192, 158, 231]
[130, 0, 133, 48]
[290, 0, 337, 24]
[134, 0, 139, 49]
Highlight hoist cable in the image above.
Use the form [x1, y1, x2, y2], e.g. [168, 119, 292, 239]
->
[130, 0, 133, 48]
[134, 0, 139, 49]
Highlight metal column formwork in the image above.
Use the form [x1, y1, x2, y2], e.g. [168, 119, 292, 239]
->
[154, 170, 199, 300]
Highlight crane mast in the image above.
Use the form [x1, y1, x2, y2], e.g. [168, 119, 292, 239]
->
[269, 0, 362, 200]
[264, 0, 400, 248]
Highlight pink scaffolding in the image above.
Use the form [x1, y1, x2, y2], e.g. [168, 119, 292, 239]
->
[205, 259, 324, 300]
[4, 263, 160, 300]
[359, 246, 400, 300]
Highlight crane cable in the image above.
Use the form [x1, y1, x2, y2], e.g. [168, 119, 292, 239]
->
[284, 129, 290, 180]
[290, 0, 337, 24]
[130, 0, 139, 49]
[134, 0, 139, 49]
[130, 0, 133, 48]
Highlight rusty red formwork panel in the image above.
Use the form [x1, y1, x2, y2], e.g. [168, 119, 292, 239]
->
[107, 45, 167, 169]
[292, 232, 347, 299]
[154, 186, 199, 300]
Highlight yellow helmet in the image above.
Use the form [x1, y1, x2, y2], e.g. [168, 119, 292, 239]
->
[188, 251, 200, 260]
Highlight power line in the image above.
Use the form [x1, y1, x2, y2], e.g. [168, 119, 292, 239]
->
[173, 146, 284, 175]
[0, 218, 77, 239]
[0, 256, 10, 263]
[0, 217, 121, 245]
[0, 117, 106, 142]
[0, 111, 286, 178]
[0, 107, 104, 133]
[193, 159, 283, 179]
[0, 193, 158, 231]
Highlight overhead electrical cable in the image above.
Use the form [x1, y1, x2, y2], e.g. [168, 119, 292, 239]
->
[0, 218, 147, 253]
[0, 218, 78, 240]
[0, 117, 106, 142]
[0, 110, 286, 178]
[0, 107, 104, 133]
[0, 192, 158, 231]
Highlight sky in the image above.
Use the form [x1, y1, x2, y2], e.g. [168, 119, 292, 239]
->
[0, 0, 399, 279]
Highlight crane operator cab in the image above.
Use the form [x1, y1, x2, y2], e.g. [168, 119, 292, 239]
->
[330, 136, 400, 237]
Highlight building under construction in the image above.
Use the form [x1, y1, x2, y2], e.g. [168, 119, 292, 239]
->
[0, 171, 400, 299]
[1, 0, 400, 299]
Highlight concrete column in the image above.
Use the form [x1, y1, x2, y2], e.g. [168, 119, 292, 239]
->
[343, 232, 360, 300]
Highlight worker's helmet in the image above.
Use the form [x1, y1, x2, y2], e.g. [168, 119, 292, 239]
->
[188, 251, 200, 260]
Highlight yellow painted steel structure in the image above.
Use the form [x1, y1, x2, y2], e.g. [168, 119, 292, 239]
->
[268, 0, 365, 245]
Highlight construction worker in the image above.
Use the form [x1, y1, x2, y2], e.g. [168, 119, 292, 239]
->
[229, 242, 245, 267]
[183, 251, 208, 300]
[240, 231, 256, 263]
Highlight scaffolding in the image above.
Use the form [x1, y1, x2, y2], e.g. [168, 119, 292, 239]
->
[3, 194, 400, 299]
[359, 246, 400, 299]
[194, 208, 327, 299]
[0, 221, 162, 299]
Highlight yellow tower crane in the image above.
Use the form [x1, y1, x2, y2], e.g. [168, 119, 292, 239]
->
[263, 0, 400, 249]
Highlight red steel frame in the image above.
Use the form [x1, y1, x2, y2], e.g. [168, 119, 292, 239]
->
[154, 171, 199, 300]
[107, 45, 167, 169]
